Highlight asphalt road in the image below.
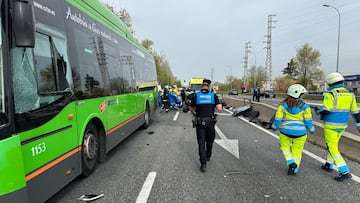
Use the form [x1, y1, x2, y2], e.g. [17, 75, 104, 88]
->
[47, 107, 360, 203]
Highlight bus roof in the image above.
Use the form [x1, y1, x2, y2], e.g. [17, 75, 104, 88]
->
[67, 0, 151, 55]
[190, 78, 203, 85]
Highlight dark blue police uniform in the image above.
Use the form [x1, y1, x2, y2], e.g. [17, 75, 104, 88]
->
[191, 87, 220, 171]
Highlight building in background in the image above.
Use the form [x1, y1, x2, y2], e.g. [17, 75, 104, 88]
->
[343, 73, 360, 96]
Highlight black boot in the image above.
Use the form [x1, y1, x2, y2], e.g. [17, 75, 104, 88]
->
[206, 151, 211, 161]
[287, 163, 297, 175]
[321, 162, 334, 173]
[334, 172, 352, 182]
[200, 164, 207, 172]
[206, 155, 211, 162]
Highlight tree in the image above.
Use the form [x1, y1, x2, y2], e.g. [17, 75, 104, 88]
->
[102, 2, 134, 34]
[153, 52, 175, 86]
[281, 44, 324, 88]
[274, 76, 295, 93]
[295, 44, 323, 88]
[247, 66, 267, 89]
[225, 75, 243, 91]
[118, 8, 133, 33]
[248, 66, 257, 88]
[282, 58, 299, 80]
[141, 39, 154, 52]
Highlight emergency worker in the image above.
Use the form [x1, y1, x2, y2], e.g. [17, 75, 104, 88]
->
[172, 85, 179, 96]
[161, 87, 170, 112]
[315, 72, 360, 181]
[190, 79, 222, 172]
[272, 84, 315, 175]
[180, 88, 186, 103]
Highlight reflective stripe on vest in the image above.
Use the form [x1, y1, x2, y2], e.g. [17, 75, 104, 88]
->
[279, 103, 307, 136]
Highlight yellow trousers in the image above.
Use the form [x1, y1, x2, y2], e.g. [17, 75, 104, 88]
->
[279, 133, 307, 168]
[324, 128, 349, 173]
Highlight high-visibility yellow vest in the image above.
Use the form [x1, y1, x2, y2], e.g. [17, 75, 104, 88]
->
[322, 87, 358, 129]
[272, 100, 315, 137]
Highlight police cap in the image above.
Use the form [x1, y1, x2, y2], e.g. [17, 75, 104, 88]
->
[202, 79, 212, 86]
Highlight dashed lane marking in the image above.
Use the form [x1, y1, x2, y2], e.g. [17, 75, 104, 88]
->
[173, 111, 180, 121]
[136, 172, 157, 203]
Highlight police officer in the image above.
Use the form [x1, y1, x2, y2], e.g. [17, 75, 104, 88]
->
[315, 72, 360, 181]
[252, 87, 257, 101]
[190, 79, 222, 172]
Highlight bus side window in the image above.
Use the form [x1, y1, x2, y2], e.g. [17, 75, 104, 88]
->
[33, 32, 72, 106]
[52, 37, 72, 91]
[34, 32, 57, 93]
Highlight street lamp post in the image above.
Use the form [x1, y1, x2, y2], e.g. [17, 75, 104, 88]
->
[226, 65, 233, 90]
[250, 52, 257, 88]
[323, 4, 341, 72]
[230, 66, 233, 90]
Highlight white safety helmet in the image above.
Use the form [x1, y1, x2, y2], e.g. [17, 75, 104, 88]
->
[325, 72, 344, 85]
[287, 84, 307, 98]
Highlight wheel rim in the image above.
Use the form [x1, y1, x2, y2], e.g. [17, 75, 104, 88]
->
[83, 130, 98, 160]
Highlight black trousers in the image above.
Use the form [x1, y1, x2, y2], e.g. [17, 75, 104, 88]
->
[196, 120, 215, 164]
[161, 100, 170, 110]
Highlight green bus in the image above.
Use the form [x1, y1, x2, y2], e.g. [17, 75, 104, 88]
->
[0, 0, 158, 202]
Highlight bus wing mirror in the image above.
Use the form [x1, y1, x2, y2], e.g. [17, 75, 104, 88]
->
[13, 0, 35, 47]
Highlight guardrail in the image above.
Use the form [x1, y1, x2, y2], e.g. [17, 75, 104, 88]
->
[223, 96, 360, 163]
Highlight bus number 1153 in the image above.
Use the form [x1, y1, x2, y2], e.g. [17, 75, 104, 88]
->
[31, 142, 47, 156]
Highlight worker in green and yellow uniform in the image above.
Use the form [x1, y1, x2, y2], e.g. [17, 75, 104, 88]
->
[272, 84, 315, 175]
[315, 72, 360, 182]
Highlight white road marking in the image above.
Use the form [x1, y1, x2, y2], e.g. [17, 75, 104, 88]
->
[136, 172, 157, 203]
[173, 111, 180, 121]
[215, 125, 227, 140]
[216, 112, 232, 116]
[214, 125, 239, 159]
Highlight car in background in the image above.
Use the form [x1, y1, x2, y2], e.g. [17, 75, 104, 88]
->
[308, 91, 324, 95]
[228, 89, 239, 95]
[217, 93, 227, 107]
[264, 90, 275, 98]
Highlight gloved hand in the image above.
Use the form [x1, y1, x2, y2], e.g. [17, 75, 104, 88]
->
[314, 106, 321, 115]
[271, 124, 277, 131]
[310, 129, 315, 135]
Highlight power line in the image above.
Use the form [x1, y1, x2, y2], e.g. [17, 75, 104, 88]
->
[264, 14, 276, 82]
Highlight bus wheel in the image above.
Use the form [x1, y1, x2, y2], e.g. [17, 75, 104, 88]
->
[141, 105, 150, 129]
[81, 123, 99, 176]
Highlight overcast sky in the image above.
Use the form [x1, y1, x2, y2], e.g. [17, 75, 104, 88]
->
[103, 0, 360, 85]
